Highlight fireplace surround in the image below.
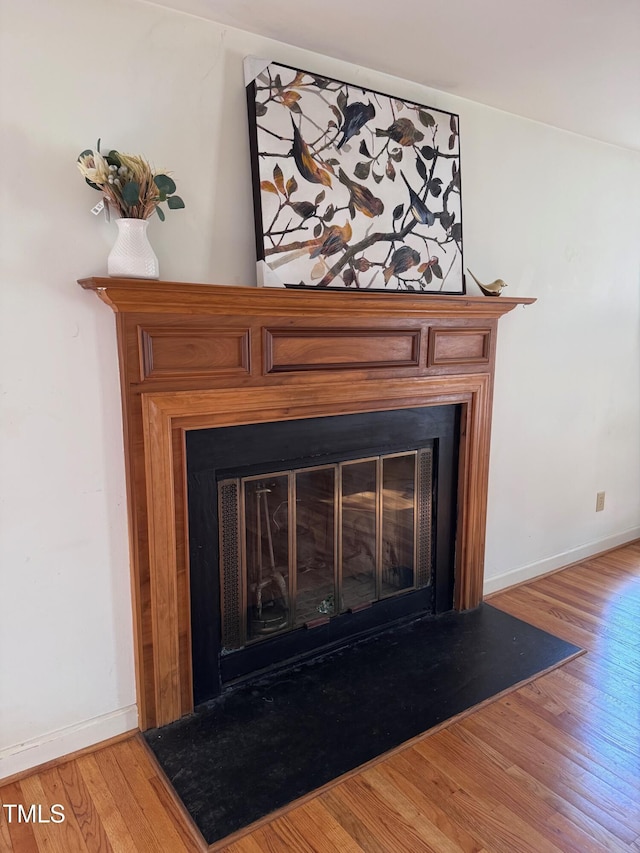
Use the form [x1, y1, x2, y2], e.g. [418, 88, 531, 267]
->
[79, 277, 534, 728]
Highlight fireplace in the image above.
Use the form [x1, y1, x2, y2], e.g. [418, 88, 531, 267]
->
[187, 405, 459, 702]
[79, 277, 534, 728]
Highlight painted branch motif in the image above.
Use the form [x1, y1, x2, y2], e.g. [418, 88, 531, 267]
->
[248, 61, 464, 293]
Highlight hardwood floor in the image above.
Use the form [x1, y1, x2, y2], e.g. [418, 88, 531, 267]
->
[2, 542, 639, 852]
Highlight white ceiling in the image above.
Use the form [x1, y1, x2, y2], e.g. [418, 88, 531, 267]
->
[148, 0, 640, 152]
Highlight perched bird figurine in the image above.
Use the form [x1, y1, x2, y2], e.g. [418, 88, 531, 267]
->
[466, 269, 508, 296]
[400, 171, 435, 226]
[336, 101, 376, 149]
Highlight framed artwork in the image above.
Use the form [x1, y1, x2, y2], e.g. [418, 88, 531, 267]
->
[245, 58, 464, 294]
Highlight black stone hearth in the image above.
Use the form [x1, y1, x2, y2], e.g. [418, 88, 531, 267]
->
[144, 604, 582, 846]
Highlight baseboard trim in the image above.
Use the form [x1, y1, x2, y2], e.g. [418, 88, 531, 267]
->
[0, 705, 139, 783]
[483, 528, 640, 597]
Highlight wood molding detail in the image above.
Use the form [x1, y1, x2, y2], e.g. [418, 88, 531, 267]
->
[79, 277, 535, 729]
[264, 327, 421, 373]
[428, 328, 491, 366]
[139, 327, 250, 381]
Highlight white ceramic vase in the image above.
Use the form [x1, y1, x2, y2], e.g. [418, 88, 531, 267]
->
[107, 217, 159, 279]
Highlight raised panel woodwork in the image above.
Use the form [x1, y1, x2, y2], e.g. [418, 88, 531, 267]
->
[264, 328, 420, 373]
[428, 328, 491, 366]
[139, 327, 250, 381]
[78, 277, 534, 730]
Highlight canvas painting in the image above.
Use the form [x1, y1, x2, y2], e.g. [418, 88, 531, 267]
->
[245, 58, 464, 294]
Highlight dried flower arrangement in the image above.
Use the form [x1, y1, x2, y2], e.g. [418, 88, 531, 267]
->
[77, 140, 184, 221]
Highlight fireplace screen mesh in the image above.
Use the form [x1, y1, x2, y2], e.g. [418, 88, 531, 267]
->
[218, 447, 433, 650]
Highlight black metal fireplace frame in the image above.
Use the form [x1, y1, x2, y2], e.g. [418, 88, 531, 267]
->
[187, 404, 460, 705]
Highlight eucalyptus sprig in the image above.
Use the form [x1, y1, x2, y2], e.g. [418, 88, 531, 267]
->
[77, 139, 185, 221]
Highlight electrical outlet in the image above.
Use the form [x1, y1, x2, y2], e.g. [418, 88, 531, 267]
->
[596, 491, 605, 512]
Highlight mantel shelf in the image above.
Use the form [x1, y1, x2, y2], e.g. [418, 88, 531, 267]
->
[79, 277, 536, 318]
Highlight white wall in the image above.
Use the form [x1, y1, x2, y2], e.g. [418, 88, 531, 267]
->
[1, 0, 639, 776]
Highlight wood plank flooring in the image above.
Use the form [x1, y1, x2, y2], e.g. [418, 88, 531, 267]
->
[2, 541, 639, 852]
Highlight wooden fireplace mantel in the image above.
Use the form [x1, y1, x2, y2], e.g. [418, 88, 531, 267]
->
[79, 276, 535, 729]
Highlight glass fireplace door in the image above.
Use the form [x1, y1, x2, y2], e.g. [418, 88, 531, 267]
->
[219, 447, 432, 651]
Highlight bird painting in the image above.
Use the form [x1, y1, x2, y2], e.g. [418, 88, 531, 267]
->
[336, 101, 376, 149]
[400, 172, 435, 226]
[376, 118, 424, 146]
[383, 246, 420, 284]
[290, 118, 333, 187]
[466, 269, 508, 296]
[338, 168, 384, 218]
[309, 222, 353, 259]
[249, 59, 465, 293]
